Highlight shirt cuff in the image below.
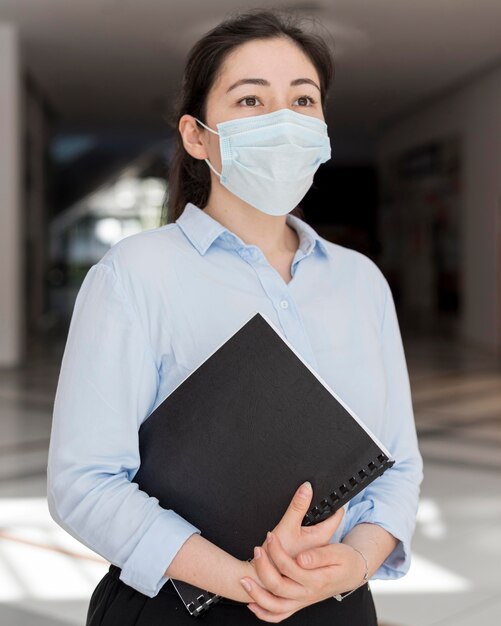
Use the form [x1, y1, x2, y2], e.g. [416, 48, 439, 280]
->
[119, 509, 201, 597]
[341, 498, 412, 580]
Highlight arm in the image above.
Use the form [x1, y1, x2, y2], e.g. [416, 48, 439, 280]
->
[47, 260, 203, 598]
[165, 532, 258, 603]
[341, 522, 398, 578]
[339, 277, 424, 579]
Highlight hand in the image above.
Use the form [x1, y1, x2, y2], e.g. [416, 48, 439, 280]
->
[258, 481, 346, 562]
[240, 531, 367, 622]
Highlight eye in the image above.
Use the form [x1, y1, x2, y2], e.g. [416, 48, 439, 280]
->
[237, 96, 262, 107]
[293, 95, 317, 107]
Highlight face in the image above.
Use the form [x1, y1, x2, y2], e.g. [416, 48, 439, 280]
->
[180, 37, 324, 173]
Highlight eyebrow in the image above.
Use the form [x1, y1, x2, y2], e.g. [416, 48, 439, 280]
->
[226, 77, 321, 93]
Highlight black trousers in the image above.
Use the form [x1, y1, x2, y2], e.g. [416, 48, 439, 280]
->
[86, 564, 379, 625]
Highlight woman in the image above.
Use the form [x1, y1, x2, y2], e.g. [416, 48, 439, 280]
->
[47, 8, 423, 625]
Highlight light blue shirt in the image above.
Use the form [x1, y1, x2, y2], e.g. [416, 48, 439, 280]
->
[47, 201, 423, 598]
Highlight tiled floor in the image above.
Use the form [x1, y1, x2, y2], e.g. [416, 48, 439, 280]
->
[0, 332, 500, 625]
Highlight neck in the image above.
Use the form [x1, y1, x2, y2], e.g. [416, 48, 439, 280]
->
[202, 187, 299, 257]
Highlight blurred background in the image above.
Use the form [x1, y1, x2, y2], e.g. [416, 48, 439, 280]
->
[0, 1, 500, 625]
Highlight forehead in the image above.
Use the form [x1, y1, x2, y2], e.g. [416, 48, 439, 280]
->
[213, 37, 319, 89]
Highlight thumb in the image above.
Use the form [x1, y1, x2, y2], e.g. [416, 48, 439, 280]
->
[313, 504, 346, 542]
[296, 544, 339, 569]
[282, 481, 314, 530]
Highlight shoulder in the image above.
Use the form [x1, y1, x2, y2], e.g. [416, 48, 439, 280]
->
[319, 237, 390, 291]
[83, 223, 194, 312]
[318, 237, 392, 322]
[94, 222, 190, 279]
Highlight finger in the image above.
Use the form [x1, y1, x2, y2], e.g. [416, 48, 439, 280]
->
[313, 504, 346, 540]
[296, 542, 346, 569]
[247, 602, 296, 623]
[299, 505, 346, 547]
[264, 532, 316, 587]
[281, 481, 314, 534]
[251, 541, 306, 599]
[240, 573, 300, 615]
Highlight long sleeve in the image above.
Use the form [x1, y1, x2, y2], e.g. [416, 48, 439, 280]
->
[340, 277, 424, 579]
[46, 261, 201, 598]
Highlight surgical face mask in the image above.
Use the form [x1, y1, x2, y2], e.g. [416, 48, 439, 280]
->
[194, 108, 331, 216]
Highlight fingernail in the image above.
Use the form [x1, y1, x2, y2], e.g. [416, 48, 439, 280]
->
[254, 546, 262, 559]
[299, 481, 312, 496]
[240, 578, 251, 592]
[266, 531, 273, 544]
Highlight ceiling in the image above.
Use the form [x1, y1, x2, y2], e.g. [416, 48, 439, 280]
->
[1, 0, 501, 135]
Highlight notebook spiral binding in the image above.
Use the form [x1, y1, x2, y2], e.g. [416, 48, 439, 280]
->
[185, 589, 221, 617]
[181, 453, 394, 617]
[303, 453, 394, 526]
[183, 558, 253, 617]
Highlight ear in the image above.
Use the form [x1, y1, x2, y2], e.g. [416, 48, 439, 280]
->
[178, 114, 209, 160]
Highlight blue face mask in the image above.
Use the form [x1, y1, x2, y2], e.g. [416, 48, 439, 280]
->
[194, 108, 332, 216]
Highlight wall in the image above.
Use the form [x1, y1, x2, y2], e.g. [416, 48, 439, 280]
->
[0, 23, 24, 367]
[378, 63, 501, 353]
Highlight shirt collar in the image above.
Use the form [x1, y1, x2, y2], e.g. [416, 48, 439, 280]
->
[176, 202, 329, 258]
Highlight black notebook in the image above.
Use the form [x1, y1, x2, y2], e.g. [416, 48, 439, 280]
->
[130, 311, 395, 616]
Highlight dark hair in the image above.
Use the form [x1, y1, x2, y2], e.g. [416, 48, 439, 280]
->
[161, 7, 335, 225]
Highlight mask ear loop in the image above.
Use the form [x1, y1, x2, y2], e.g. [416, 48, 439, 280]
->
[194, 118, 222, 177]
[195, 118, 219, 135]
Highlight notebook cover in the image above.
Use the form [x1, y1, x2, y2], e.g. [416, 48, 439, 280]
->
[130, 311, 395, 615]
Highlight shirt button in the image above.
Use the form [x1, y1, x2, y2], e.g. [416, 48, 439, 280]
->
[280, 299, 289, 309]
